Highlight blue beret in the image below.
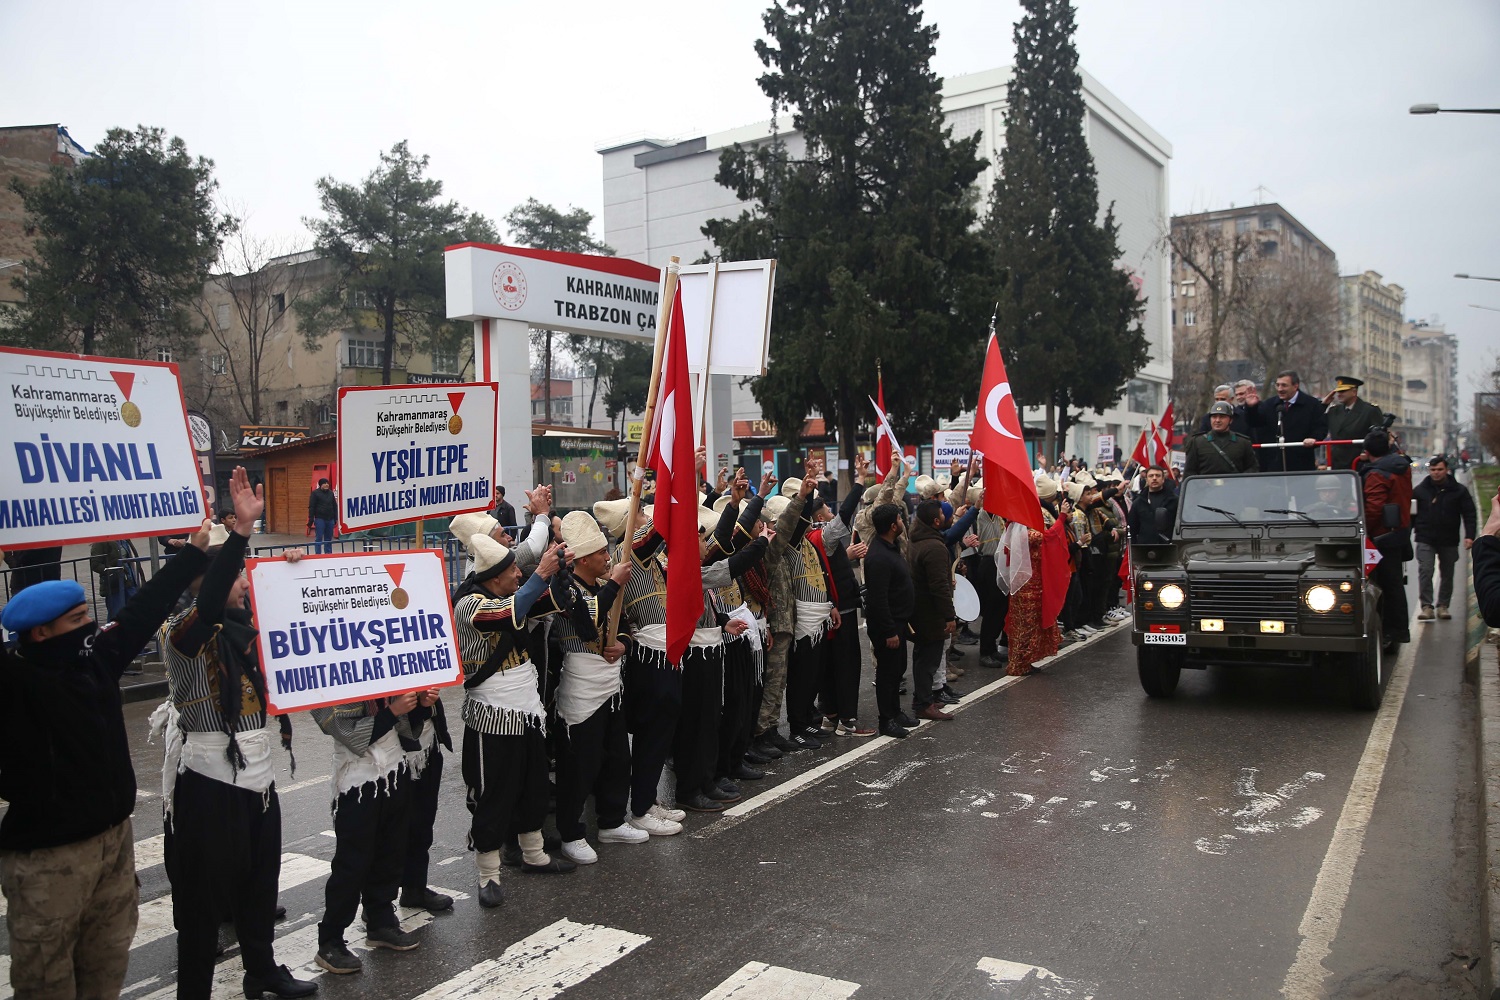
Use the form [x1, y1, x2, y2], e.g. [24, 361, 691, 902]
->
[940, 501, 954, 519]
[2, 580, 87, 634]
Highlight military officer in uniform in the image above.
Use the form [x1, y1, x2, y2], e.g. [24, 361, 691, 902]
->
[1323, 375, 1383, 471]
[1183, 401, 1257, 476]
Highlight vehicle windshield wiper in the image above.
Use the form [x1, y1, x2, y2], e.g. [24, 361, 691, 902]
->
[1196, 505, 1244, 527]
[1264, 507, 1321, 526]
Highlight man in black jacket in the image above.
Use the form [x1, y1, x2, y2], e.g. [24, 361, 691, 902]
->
[1412, 456, 1477, 621]
[1242, 370, 1328, 472]
[1475, 488, 1500, 627]
[863, 504, 914, 737]
[308, 478, 338, 554]
[1127, 467, 1178, 544]
[0, 520, 213, 1000]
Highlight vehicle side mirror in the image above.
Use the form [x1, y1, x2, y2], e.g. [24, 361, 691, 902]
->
[1155, 508, 1172, 534]
[1382, 503, 1401, 529]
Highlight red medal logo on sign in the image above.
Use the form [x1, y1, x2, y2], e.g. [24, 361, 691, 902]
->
[386, 563, 409, 609]
[491, 262, 527, 311]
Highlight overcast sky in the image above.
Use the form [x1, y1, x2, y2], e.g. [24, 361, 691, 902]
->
[4, 0, 1497, 402]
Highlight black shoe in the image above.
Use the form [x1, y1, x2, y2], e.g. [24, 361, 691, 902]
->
[399, 887, 454, 912]
[522, 856, 577, 874]
[751, 733, 785, 758]
[314, 943, 362, 975]
[979, 654, 1006, 669]
[940, 684, 962, 701]
[501, 844, 523, 868]
[879, 722, 910, 739]
[898, 683, 909, 695]
[796, 724, 825, 738]
[477, 880, 504, 908]
[790, 732, 822, 750]
[818, 715, 839, 736]
[677, 792, 726, 813]
[704, 782, 741, 803]
[274, 903, 288, 921]
[896, 712, 919, 728]
[957, 630, 979, 646]
[946, 646, 963, 661]
[937, 689, 961, 705]
[244, 964, 318, 999]
[366, 925, 420, 951]
[731, 762, 767, 781]
[763, 729, 797, 753]
[743, 746, 773, 765]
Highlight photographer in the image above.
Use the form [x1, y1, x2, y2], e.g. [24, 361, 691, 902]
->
[1358, 430, 1413, 651]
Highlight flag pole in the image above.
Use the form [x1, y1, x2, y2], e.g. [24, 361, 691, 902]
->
[606, 255, 680, 647]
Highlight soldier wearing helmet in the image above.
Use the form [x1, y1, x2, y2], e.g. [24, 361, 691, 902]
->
[1183, 400, 1257, 476]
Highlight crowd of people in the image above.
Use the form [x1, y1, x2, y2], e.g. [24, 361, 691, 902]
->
[3, 365, 1498, 1000]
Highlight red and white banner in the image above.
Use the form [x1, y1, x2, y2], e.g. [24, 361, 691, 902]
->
[336, 382, 498, 533]
[871, 378, 900, 477]
[248, 549, 463, 714]
[0, 347, 204, 550]
[970, 334, 1042, 532]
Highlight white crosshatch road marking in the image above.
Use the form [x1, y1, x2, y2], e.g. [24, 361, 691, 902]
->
[700, 961, 860, 999]
[408, 918, 650, 1000]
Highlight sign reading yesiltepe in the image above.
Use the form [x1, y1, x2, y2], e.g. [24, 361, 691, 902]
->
[0, 347, 205, 550]
[248, 550, 462, 714]
[337, 382, 498, 532]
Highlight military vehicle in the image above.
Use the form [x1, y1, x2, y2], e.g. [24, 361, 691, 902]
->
[1129, 469, 1386, 708]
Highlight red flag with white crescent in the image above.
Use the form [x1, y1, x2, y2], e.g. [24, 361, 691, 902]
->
[642, 285, 703, 666]
[970, 334, 1042, 532]
[1131, 421, 1154, 469]
[875, 373, 891, 477]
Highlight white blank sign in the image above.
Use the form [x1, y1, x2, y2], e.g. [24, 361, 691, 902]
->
[677, 260, 776, 377]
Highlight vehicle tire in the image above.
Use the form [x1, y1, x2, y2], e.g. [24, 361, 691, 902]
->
[1138, 647, 1182, 698]
[1350, 612, 1385, 710]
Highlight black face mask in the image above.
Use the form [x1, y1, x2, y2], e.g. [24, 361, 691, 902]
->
[26, 622, 100, 666]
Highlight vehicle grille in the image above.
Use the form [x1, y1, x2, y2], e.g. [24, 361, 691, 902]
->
[1188, 577, 1300, 623]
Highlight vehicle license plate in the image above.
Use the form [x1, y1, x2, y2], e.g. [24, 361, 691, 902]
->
[1143, 633, 1186, 645]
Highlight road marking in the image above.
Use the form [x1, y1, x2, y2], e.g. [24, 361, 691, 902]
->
[131, 853, 330, 950]
[135, 833, 165, 872]
[693, 672, 1027, 840]
[700, 961, 859, 999]
[1279, 640, 1416, 998]
[976, 956, 1097, 998]
[408, 918, 650, 1000]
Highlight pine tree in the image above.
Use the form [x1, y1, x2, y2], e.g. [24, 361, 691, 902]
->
[704, 0, 990, 468]
[985, 0, 1148, 456]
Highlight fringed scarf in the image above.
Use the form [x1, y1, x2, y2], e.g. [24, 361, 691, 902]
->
[214, 604, 265, 774]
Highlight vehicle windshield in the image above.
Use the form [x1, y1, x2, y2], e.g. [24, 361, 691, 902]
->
[1179, 473, 1362, 525]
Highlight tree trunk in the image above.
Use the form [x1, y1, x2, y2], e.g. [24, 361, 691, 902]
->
[381, 302, 396, 385]
[836, 406, 857, 492]
[1043, 399, 1056, 463]
[83, 322, 95, 356]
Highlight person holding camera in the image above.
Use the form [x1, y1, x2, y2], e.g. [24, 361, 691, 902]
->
[1358, 430, 1413, 651]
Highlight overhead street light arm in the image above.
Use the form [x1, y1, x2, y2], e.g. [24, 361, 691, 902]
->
[1410, 103, 1500, 115]
[1456, 273, 1500, 282]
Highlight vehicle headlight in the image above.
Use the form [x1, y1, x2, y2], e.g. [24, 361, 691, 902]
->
[1158, 584, 1185, 610]
[1305, 585, 1336, 613]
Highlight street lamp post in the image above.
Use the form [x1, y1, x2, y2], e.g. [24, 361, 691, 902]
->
[1410, 104, 1500, 115]
[1456, 274, 1500, 282]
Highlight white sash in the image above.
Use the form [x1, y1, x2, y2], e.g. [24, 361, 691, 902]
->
[181, 724, 277, 794]
[727, 603, 763, 652]
[468, 662, 545, 723]
[558, 651, 622, 728]
[794, 600, 834, 642]
[332, 727, 406, 799]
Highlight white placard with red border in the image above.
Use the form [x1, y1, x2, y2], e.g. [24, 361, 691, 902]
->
[336, 382, 497, 533]
[932, 430, 972, 471]
[0, 347, 205, 550]
[248, 549, 462, 714]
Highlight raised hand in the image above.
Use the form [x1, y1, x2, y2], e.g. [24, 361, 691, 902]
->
[760, 471, 778, 496]
[229, 466, 263, 536]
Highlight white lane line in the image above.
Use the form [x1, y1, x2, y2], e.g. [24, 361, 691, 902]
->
[275, 773, 333, 795]
[1279, 640, 1416, 998]
[409, 918, 650, 1000]
[135, 834, 165, 872]
[131, 852, 330, 950]
[692, 672, 1027, 840]
[976, 956, 1097, 998]
[701, 961, 860, 999]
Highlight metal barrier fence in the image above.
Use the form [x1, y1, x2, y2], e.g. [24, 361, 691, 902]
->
[0, 534, 470, 652]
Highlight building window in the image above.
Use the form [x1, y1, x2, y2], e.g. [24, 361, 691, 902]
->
[316, 403, 332, 424]
[1259, 214, 1278, 231]
[271, 293, 285, 316]
[346, 289, 372, 309]
[432, 346, 459, 375]
[1259, 240, 1279, 258]
[215, 303, 230, 330]
[208, 353, 227, 375]
[1182, 309, 1196, 327]
[276, 400, 289, 416]
[155, 346, 174, 364]
[1179, 280, 1196, 298]
[1235, 217, 1252, 234]
[1127, 379, 1161, 414]
[347, 338, 385, 369]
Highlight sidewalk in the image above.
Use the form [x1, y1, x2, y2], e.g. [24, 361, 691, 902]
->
[1470, 571, 1500, 998]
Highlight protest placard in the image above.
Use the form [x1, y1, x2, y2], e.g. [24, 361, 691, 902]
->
[932, 430, 972, 470]
[247, 549, 463, 714]
[337, 382, 498, 532]
[0, 347, 205, 551]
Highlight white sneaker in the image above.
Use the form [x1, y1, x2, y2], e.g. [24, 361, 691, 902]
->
[598, 823, 650, 845]
[627, 812, 683, 837]
[650, 802, 687, 823]
[559, 838, 598, 865]
[1077, 625, 1097, 636]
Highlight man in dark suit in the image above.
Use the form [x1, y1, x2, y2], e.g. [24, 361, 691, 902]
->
[1242, 370, 1328, 473]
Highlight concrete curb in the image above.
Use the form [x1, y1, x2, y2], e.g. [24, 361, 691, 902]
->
[1472, 578, 1500, 1000]
[121, 677, 169, 705]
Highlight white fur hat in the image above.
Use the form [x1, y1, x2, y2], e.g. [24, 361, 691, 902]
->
[560, 510, 607, 559]
[966, 483, 984, 506]
[712, 494, 734, 514]
[593, 498, 633, 539]
[697, 505, 721, 537]
[1035, 476, 1058, 500]
[206, 523, 231, 548]
[471, 533, 515, 580]
[780, 478, 802, 497]
[1064, 481, 1085, 503]
[914, 475, 945, 499]
[761, 494, 791, 523]
[449, 512, 499, 553]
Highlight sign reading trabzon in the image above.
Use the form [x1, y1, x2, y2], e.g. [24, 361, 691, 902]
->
[337, 382, 498, 533]
[0, 347, 205, 550]
[445, 242, 661, 341]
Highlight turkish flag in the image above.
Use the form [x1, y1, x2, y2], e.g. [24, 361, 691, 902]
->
[971, 334, 1042, 531]
[1131, 421, 1154, 469]
[1157, 402, 1175, 447]
[1152, 422, 1172, 474]
[874, 373, 891, 477]
[642, 285, 703, 665]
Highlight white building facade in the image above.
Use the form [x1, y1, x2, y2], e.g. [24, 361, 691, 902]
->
[598, 66, 1172, 473]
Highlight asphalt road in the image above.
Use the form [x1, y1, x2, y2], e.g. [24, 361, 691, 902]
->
[8, 569, 1481, 1000]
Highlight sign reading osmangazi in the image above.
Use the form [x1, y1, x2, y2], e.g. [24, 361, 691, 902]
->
[932, 430, 972, 471]
[248, 550, 463, 714]
[0, 347, 205, 550]
[337, 382, 498, 532]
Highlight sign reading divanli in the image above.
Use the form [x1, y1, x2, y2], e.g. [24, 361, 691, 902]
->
[337, 382, 498, 532]
[248, 550, 462, 714]
[0, 347, 205, 551]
